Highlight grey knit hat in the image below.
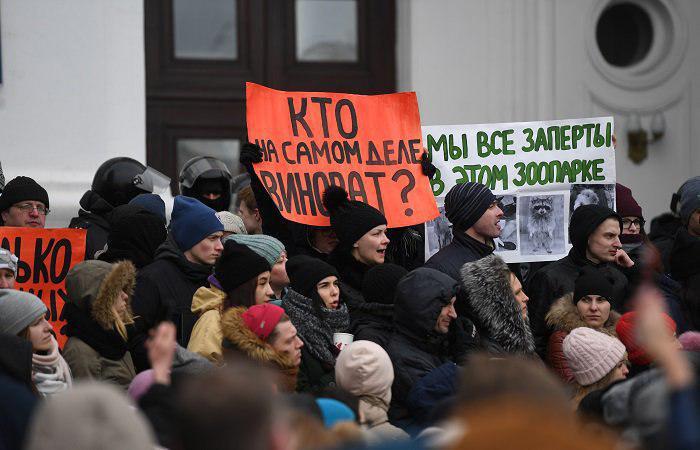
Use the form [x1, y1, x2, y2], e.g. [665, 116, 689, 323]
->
[0, 289, 47, 335]
[444, 182, 496, 231]
[224, 234, 285, 266]
[215, 211, 248, 235]
[679, 176, 700, 224]
[0, 248, 18, 274]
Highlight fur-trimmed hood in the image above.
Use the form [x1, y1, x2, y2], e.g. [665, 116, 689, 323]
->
[460, 255, 535, 354]
[65, 260, 136, 330]
[221, 306, 298, 391]
[545, 293, 620, 335]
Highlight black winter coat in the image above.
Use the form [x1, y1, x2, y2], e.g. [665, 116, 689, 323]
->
[350, 303, 394, 349]
[424, 231, 494, 281]
[129, 235, 213, 371]
[68, 190, 114, 260]
[526, 248, 628, 358]
[386, 268, 458, 426]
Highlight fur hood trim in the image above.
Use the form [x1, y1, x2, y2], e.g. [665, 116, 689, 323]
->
[221, 307, 298, 391]
[545, 294, 620, 334]
[91, 261, 136, 330]
[460, 254, 535, 354]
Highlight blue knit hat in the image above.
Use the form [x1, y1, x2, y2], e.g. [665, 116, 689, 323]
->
[315, 398, 356, 428]
[170, 196, 224, 251]
[128, 193, 166, 221]
[224, 234, 285, 266]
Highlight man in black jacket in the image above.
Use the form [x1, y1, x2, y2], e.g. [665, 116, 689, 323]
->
[527, 204, 632, 358]
[424, 182, 503, 280]
[129, 196, 224, 371]
[386, 267, 459, 428]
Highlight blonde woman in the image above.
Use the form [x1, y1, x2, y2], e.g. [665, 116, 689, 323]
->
[62, 260, 137, 389]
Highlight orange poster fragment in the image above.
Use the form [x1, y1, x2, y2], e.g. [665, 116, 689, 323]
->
[0, 227, 87, 348]
[246, 82, 439, 228]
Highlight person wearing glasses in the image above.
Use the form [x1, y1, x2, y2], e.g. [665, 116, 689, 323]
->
[0, 176, 50, 228]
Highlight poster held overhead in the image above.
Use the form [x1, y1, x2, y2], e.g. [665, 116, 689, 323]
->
[246, 82, 439, 228]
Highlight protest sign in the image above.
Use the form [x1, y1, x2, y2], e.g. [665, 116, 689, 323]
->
[423, 117, 616, 263]
[246, 82, 439, 228]
[0, 227, 86, 348]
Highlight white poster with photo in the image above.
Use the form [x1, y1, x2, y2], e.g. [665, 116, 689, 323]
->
[423, 117, 616, 263]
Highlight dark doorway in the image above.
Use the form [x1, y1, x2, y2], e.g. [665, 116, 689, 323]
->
[145, 0, 396, 193]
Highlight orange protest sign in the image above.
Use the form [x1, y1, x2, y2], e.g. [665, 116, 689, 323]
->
[0, 227, 86, 348]
[246, 82, 439, 228]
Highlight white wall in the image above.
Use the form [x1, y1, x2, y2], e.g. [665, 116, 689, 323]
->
[398, 0, 700, 225]
[0, 0, 145, 227]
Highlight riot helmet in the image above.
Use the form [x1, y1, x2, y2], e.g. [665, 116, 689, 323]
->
[179, 156, 233, 212]
[92, 157, 171, 208]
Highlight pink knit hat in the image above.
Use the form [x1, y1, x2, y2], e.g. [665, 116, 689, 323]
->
[563, 327, 626, 386]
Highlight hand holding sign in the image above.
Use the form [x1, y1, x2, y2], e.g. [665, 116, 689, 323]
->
[246, 83, 438, 228]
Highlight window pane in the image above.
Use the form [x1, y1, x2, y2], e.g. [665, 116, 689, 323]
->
[173, 0, 238, 60]
[295, 0, 358, 62]
[176, 139, 242, 179]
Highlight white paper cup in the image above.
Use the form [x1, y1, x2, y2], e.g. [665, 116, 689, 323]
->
[333, 332, 354, 351]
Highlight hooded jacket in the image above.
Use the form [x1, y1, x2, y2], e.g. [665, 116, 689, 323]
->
[69, 190, 115, 259]
[386, 268, 458, 425]
[220, 307, 298, 392]
[62, 260, 137, 389]
[98, 204, 167, 269]
[460, 254, 536, 355]
[424, 231, 494, 281]
[186, 283, 227, 364]
[129, 234, 214, 371]
[544, 294, 620, 384]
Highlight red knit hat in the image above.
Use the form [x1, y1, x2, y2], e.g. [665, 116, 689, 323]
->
[615, 183, 643, 219]
[241, 304, 285, 341]
[616, 311, 676, 366]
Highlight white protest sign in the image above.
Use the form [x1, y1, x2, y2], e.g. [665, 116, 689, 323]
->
[423, 117, 616, 263]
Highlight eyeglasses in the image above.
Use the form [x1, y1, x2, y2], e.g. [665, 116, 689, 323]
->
[622, 218, 644, 229]
[13, 203, 50, 215]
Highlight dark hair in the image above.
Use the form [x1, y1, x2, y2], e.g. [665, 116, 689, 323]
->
[267, 313, 290, 345]
[223, 277, 259, 309]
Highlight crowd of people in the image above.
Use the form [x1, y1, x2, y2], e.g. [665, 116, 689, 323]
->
[0, 148, 699, 450]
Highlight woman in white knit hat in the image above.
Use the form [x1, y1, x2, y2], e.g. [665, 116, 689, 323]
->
[563, 327, 628, 407]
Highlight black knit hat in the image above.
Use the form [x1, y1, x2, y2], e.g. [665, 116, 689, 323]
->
[286, 255, 338, 299]
[568, 205, 622, 255]
[215, 240, 271, 293]
[0, 176, 50, 212]
[444, 182, 495, 231]
[573, 266, 615, 304]
[361, 263, 408, 305]
[322, 186, 386, 248]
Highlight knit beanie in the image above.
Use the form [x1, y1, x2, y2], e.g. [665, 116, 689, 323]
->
[678, 176, 700, 224]
[322, 186, 387, 248]
[335, 340, 394, 403]
[286, 255, 338, 299]
[615, 183, 643, 219]
[224, 234, 285, 267]
[0, 248, 18, 274]
[215, 240, 271, 293]
[361, 263, 408, 305]
[242, 303, 285, 341]
[573, 266, 615, 305]
[215, 211, 247, 235]
[0, 176, 50, 212]
[616, 311, 676, 366]
[0, 289, 48, 335]
[568, 205, 622, 255]
[563, 327, 626, 386]
[170, 195, 224, 252]
[444, 182, 496, 231]
[315, 398, 356, 428]
[128, 193, 166, 221]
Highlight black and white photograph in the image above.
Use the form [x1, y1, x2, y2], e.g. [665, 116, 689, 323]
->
[494, 194, 518, 252]
[424, 204, 453, 260]
[518, 194, 567, 256]
[569, 183, 616, 214]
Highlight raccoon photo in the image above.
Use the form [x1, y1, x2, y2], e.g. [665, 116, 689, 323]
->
[527, 196, 556, 253]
